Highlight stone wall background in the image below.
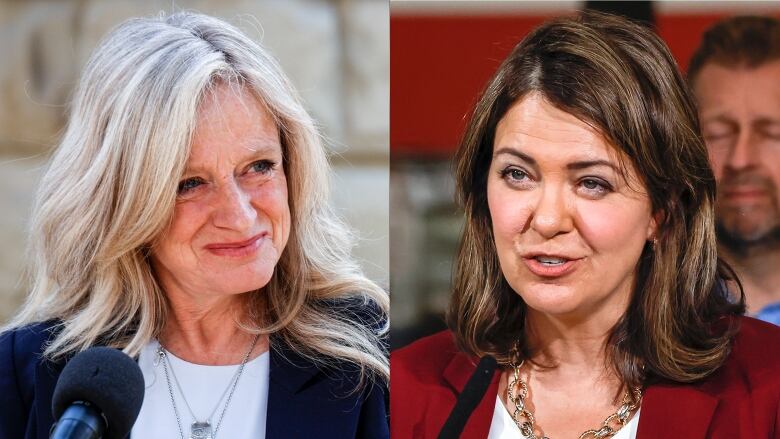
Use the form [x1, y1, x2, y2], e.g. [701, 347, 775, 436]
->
[0, 0, 388, 323]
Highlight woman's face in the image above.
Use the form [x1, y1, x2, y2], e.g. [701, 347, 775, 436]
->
[487, 93, 656, 321]
[151, 83, 291, 300]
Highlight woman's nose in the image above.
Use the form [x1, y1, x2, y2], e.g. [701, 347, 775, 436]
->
[212, 180, 257, 231]
[529, 184, 573, 239]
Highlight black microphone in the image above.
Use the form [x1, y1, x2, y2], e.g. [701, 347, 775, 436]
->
[438, 355, 498, 439]
[51, 347, 145, 439]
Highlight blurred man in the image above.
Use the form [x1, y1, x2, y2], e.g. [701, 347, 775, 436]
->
[689, 16, 780, 325]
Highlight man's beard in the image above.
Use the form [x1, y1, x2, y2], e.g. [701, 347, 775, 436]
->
[717, 220, 780, 256]
[716, 169, 780, 255]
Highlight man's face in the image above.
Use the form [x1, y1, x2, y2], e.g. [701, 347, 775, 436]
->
[695, 61, 780, 248]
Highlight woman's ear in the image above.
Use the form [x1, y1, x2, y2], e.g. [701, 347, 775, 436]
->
[647, 209, 665, 242]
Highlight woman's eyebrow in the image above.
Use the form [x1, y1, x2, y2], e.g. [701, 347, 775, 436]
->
[494, 147, 618, 172]
[566, 160, 619, 172]
[182, 144, 281, 174]
[244, 142, 279, 154]
[243, 133, 281, 151]
[493, 147, 535, 164]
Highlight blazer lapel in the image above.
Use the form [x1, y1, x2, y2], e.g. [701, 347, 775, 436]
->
[636, 383, 719, 439]
[442, 353, 500, 438]
[265, 343, 320, 438]
[266, 341, 374, 438]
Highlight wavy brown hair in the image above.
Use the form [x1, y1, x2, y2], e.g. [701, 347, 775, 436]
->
[448, 11, 744, 388]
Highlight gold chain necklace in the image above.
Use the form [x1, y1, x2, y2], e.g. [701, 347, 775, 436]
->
[507, 360, 642, 439]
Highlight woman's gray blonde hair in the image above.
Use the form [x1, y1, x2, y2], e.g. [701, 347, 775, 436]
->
[7, 12, 388, 381]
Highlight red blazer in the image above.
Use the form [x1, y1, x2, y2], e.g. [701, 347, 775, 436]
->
[391, 317, 780, 438]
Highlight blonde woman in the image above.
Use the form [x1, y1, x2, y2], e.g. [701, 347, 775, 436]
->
[0, 12, 388, 439]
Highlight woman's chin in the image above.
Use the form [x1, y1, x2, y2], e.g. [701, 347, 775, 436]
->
[201, 251, 279, 286]
[516, 285, 586, 317]
[205, 267, 275, 296]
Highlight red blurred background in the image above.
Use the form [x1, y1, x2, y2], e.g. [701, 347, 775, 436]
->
[391, 6, 780, 157]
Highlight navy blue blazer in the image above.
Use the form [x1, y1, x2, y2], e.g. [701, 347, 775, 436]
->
[0, 322, 389, 439]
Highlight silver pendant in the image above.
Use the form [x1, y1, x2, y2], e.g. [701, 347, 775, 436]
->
[190, 421, 213, 439]
[154, 346, 164, 366]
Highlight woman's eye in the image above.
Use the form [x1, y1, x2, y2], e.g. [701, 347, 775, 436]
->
[177, 177, 204, 195]
[582, 179, 600, 189]
[501, 168, 528, 182]
[250, 160, 275, 174]
[578, 178, 611, 196]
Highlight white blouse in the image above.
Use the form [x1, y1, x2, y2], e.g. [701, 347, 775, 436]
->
[487, 396, 640, 439]
[131, 341, 269, 439]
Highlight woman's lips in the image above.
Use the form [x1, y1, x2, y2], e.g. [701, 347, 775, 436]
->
[522, 256, 581, 278]
[204, 233, 267, 257]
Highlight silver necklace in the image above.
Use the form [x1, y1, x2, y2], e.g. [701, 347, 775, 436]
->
[156, 334, 261, 439]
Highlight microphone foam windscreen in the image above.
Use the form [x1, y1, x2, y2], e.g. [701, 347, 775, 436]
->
[52, 346, 145, 439]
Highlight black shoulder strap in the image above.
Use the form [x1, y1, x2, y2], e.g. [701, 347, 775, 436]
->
[437, 356, 497, 439]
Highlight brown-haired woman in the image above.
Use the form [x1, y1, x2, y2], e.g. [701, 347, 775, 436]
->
[391, 11, 780, 439]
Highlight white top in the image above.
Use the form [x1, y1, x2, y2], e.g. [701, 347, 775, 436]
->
[131, 341, 269, 439]
[487, 396, 640, 439]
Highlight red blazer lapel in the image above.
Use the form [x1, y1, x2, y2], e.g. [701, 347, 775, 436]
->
[442, 353, 501, 438]
[637, 383, 719, 439]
